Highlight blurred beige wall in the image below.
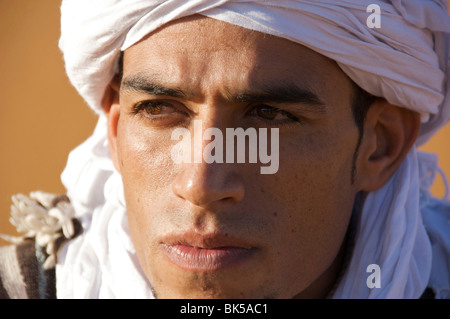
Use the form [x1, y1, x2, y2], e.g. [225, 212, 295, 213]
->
[0, 1, 449, 243]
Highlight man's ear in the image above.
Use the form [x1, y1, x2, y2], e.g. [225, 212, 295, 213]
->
[355, 98, 421, 191]
[102, 75, 121, 173]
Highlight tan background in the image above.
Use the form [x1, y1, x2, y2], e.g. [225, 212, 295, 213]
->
[0, 1, 97, 242]
[0, 1, 449, 243]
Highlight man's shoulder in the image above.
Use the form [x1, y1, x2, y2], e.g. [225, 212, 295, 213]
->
[0, 240, 56, 299]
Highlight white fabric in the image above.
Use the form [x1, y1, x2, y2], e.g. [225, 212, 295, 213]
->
[335, 149, 432, 298]
[418, 152, 450, 299]
[56, 0, 450, 299]
[56, 116, 154, 298]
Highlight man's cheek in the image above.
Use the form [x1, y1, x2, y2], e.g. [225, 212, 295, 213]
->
[119, 130, 176, 183]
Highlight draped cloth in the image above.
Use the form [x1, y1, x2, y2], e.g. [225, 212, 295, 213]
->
[56, 0, 450, 298]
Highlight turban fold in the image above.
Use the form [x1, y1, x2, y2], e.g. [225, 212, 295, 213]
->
[57, 0, 450, 299]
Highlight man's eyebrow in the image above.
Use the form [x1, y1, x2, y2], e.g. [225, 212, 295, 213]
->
[227, 84, 326, 109]
[122, 75, 326, 110]
[121, 75, 187, 99]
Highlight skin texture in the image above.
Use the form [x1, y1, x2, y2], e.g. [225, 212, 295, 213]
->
[104, 16, 420, 298]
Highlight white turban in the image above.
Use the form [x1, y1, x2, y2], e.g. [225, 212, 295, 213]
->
[56, 0, 450, 299]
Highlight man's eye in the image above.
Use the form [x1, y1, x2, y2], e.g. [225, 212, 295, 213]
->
[134, 100, 177, 116]
[256, 105, 278, 120]
[144, 102, 162, 115]
[252, 104, 298, 122]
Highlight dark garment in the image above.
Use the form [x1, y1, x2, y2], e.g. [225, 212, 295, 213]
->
[0, 240, 55, 299]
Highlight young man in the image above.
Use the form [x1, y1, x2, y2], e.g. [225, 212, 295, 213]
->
[1, 0, 449, 299]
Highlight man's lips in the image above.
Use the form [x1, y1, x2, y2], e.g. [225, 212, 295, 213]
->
[160, 233, 258, 271]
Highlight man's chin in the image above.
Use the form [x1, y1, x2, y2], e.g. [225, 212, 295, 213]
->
[148, 267, 278, 299]
[151, 286, 276, 299]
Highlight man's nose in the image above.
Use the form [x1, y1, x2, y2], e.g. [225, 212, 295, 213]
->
[171, 124, 245, 209]
[172, 162, 245, 208]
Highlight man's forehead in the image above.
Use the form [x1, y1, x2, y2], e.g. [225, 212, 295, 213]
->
[121, 14, 352, 107]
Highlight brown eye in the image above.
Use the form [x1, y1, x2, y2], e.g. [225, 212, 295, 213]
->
[144, 103, 162, 115]
[250, 104, 300, 125]
[134, 100, 177, 116]
[255, 105, 278, 120]
[132, 100, 190, 126]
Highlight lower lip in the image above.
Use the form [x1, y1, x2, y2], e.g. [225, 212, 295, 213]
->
[161, 244, 256, 271]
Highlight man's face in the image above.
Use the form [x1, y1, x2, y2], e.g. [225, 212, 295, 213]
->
[112, 16, 360, 298]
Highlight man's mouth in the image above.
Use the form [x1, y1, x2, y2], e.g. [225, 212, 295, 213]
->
[160, 233, 258, 271]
